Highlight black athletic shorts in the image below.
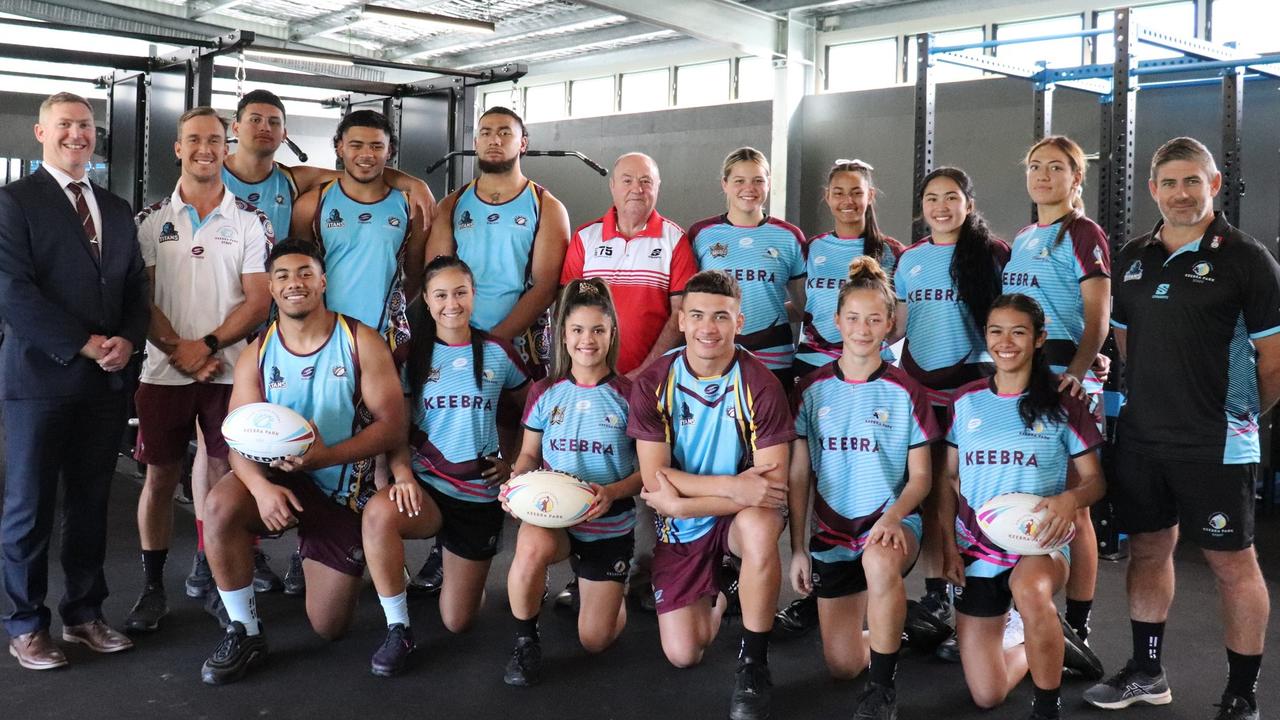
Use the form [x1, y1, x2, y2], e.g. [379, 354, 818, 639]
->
[569, 532, 634, 583]
[1110, 441, 1256, 551]
[809, 550, 919, 600]
[954, 569, 1014, 618]
[424, 483, 503, 561]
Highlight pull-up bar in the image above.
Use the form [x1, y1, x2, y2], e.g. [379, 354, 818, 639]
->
[931, 28, 1111, 55]
[426, 150, 608, 177]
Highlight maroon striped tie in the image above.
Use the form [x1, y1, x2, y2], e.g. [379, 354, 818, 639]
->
[66, 181, 99, 261]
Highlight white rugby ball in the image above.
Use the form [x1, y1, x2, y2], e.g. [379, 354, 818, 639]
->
[975, 492, 1075, 556]
[503, 470, 597, 529]
[222, 402, 315, 463]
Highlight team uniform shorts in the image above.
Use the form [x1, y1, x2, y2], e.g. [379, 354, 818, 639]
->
[269, 470, 364, 577]
[954, 551, 1067, 618]
[424, 482, 504, 561]
[569, 531, 635, 583]
[809, 514, 922, 599]
[651, 516, 736, 614]
[134, 382, 232, 464]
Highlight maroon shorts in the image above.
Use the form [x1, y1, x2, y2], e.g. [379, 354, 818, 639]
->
[651, 516, 735, 615]
[271, 471, 365, 577]
[134, 382, 232, 464]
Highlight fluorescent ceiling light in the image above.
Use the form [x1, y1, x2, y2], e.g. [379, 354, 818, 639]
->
[245, 48, 354, 66]
[361, 4, 496, 34]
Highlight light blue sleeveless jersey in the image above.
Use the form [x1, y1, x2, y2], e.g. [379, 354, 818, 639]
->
[222, 162, 296, 239]
[452, 181, 541, 331]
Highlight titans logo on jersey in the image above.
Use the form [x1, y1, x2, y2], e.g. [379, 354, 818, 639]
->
[524, 375, 638, 541]
[946, 378, 1102, 577]
[628, 349, 794, 544]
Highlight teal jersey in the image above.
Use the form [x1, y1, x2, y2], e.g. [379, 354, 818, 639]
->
[796, 232, 903, 370]
[258, 314, 374, 510]
[222, 162, 296, 239]
[523, 375, 638, 541]
[628, 349, 794, 544]
[452, 181, 541, 331]
[409, 333, 529, 503]
[313, 180, 412, 359]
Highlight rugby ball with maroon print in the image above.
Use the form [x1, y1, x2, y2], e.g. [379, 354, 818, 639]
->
[221, 402, 315, 463]
[975, 492, 1075, 556]
[503, 470, 597, 529]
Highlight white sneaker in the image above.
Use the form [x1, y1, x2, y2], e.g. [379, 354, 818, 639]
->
[1002, 608, 1025, 649]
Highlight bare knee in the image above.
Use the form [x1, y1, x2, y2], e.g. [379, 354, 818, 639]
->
[441, 608, 477, 634]
[579, 630, 615, 655]
[824, 654, 866, 681]
[970, 687, 1007, 710]
[310, 612, 352, 641]
[663, 643, 705, 669]
[734, 508, 783, 560]
[361, 495, 400, 536]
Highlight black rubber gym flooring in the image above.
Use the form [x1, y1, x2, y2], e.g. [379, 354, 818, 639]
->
[1, 458, 1277, 720]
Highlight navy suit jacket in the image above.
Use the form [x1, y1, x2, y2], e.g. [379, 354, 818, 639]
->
[0, 166, 149, 400]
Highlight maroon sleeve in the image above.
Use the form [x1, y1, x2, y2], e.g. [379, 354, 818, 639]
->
[742, 355, 796, 449]
[891, 368, 941, 445]
[1069, 217, 1111, 281]
[1060, 389, 1104, 456]
[992, 237, 1012, 269]
[626, 356, 674, 443]
[521, 377, 553, 427]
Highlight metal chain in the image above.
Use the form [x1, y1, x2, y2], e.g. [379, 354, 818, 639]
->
[236, 48, 247, 99]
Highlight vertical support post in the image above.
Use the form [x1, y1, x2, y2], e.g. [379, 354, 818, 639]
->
[1221, 68, 1244, 228]
[912, 32, 935, 242]
[189, 56, 214, 107]
[383, 96, 403, 169]
[450, 84, 477, 193]
[1107, 7, 1135, 249]
[1199, 0, 1213, 40]
[771, 11, 815, 224]
[1097, 98, 1113, 245]
[1033, 82, 1055, 223]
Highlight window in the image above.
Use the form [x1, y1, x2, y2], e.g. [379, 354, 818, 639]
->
[735, 56, 774, 101]
[1096, 2, 1196, 63]
[483, 90, 515, 112]
[906, 27, 986, 84]
[676, 60, 730, 107]
[570, 76, 614, 117]
[826, 37, 898, 91]
[620, 68, 670, 113]
[1212, 0, 1280, 53]
[523, 82, 566, 123]
[996, 15, 1085, 69]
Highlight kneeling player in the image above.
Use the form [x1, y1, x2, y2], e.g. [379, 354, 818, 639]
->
[199, 239, 406, 685]
[499, 279, 641, 685]
[629, 270, 793, 720]
[940, 294, 1104, 719]
[789, 258, 939, 719]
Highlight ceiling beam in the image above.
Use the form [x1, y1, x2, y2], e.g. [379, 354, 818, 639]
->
[287, 3, 362, 41]
[575, 0, 783, 58]
[448, 22, 662, 68]
[380, 6, 620, 61]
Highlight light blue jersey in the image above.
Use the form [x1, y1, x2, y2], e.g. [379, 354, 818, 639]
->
[796, 232, 902, 371]
[628, 349, 794, 544]
[687, 215, 806, 370]
[258, 314, 373, 510]
[524, 375, 637, 541]
[313, 181, 411, 359]
[452, 181, 541, 332]
[795, 362, 938, 562]
[946, 379, 1102, 577]
[410, 333, 528, 503]
[222, 162, 296, 238]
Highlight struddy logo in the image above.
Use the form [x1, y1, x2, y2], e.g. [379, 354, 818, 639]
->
[326, 208, 345, 228]
[595, 245, 614, 257]
[576, 400, 591, 411]
[332, 365, 347, 377]
[1187, 261, 1214, 283]
[191, 246, 205, 257]
[967, 418, 982, 431]
[739, 237, 754, 248]
[704, 383, 720, 397]
[486, 213, 500, 224]
[268, 366, 286, 389]
[458, 210, 474, 229]
[710, 242, 729, 258]
[679, 400, 695, 426]
[814, 256, 827, 266]
[358, 212, 373, 223]
[301, 366, 315, 379]
[248, 192, 261, 203]
[1124, 260, 1143, 282]
[550, 406, 566, 425]
[388, 216, 401, 228]
[1153, 283, 1171, 300]
[649, 248, 663, 258]
[159, 222, 180, 243]
[910, 264, 922, 276]
[514, 215, 528, 226]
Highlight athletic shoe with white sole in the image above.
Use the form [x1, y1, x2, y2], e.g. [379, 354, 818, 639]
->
[1083, 661, 1173, 709]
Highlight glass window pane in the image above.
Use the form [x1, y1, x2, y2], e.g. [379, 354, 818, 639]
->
[620, 68, 670, 113]
[996, 15, 1084, 69]
[524, 83, 565, 123]
[906, 27, 986, 84]
[570, 76, 614, 117]
[1096, 2, 1196, 63]
[1213, 0, 1280, 54]
[676, 60, 730, 107]
[826, 37, 898, 91]
[736, 56, 774, 101]
[483, 90, 515, 111]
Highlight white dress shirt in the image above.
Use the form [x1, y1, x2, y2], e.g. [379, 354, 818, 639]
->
[42, 162, 103, 253]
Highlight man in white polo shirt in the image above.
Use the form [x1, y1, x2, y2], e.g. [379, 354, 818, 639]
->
[124, 107, 272, 633]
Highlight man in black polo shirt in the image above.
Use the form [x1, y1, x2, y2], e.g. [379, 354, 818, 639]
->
[1085, 137, 1280, 720]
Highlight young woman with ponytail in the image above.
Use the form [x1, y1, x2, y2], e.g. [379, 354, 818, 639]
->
[1008, 136, 1111, 669]
[497, 279, 641, 686]
[794, 159, 905, 380]
[360, 255, 530, 677]
[788, 257, 939, 720]
[940, 293, 1105, 720]
[894, 167, 1010, 658]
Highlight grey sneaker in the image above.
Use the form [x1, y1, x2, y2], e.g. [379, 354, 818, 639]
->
[1083, 661, 1173, 709]
[185, 550, 214, 599]
[252, 550, 283, 593]
[282, 550, 306, 596]
[124, 584, 168, 633]
[1060, 614, 1104, 681]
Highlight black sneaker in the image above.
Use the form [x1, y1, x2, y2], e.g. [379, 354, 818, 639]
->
[124, 584, 168, 633]
[852, 681, 897, 720]
[200, 621, 267, 685]
[503, 636, 542, 687]
[1083, 661, 1173, 709]
[905, 591, 953, 648]
[204, 591, 230, 629]
[408, 544, 443, 595]
[1060, 614, 1104, 681]
[1024, 710, 1059, 720]
[774, 595, 818, 637]
[252, 550, 284, 593]
[370, 623, 415, 677]
[1214, 692, 1259, 720]
[729, 659, 772, 720]
[934, 635, 960, 663]
[282, 551, 305, 596]
[185, 550, 214, 599]
[554, 578, 579, 610]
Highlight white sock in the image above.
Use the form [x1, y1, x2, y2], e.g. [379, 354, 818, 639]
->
[379, 591, 411, 628]
[219, 585, 260, 636]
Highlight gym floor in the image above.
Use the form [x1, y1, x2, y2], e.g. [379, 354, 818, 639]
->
[1, 458, 1276, 720]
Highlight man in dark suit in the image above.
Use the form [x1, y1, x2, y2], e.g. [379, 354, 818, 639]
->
[0, 92, 149, 670]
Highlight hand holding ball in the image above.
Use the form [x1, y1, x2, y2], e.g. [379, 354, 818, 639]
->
[221, 402, 315, 463]
[502, 470, 598, 529]
[975, 492, 1076, 555]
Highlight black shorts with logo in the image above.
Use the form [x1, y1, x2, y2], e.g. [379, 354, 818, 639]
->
[569, 532, 635, 583]
[424, 483, 504, 560]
